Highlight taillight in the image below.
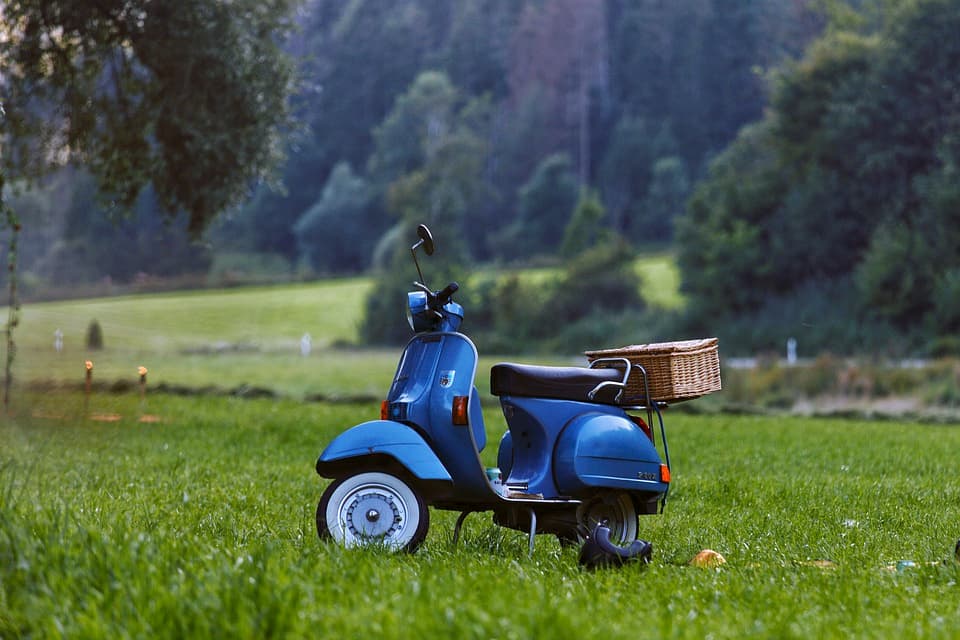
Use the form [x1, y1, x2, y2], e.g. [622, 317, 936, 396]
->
[629, 414, 653, 441]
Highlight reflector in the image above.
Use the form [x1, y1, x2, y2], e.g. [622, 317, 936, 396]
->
[660, 464, 671, 483]
[452, 396, 469, 425]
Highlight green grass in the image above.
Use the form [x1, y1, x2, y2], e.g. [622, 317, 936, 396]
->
[3, 392, 960, 638]
[10, 279, 381, 397]
[634, 252, 684, 310]
[6, 265, 652, 398]
[477, 252, 684, 311]
[19, 278, 371, 352]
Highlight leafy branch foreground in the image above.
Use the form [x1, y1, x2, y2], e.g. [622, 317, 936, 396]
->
[2, 392, 959, 638]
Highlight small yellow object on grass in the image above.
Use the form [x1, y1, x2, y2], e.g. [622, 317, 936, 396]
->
[84, 360, 94, 416]
[138, 365, 148, 402]
[689, 549, 726, 568]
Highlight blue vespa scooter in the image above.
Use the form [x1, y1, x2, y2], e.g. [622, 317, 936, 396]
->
[316, 225, 671, 562]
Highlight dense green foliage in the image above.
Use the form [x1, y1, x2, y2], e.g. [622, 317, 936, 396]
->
[461, 239, 648, 354]
[241, 0, 818, 272]
[293, 163, 383, 274]
[3, 393, 960, 637]
[0, 0, 296, 235]
[2, 0, 819, 289]
[6, 0, 960, 356]
[677, 0, 960, 354]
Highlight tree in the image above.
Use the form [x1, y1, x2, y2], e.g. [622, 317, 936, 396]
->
[361, 71, 491, 344]
[368, 71, 460, 188]
[0, 0, 296, 234]
[598, 117, 679, 241]
[309, 0, 438, 176]
[561, 189, 607, 258]
[41, 170, 211, 285]
[534, 239, 645, 352]
[367, 71, 491, 254]
[442, 0, 515, 100]
[640, 156, 690, 242]
[294, 162, 383, 274]
[606, 0, 822, 176]
[499, 153, 579, 259]
[676, 121, 786, 318]
[506, 0, 607, 185]
[677, 0, 960, 348]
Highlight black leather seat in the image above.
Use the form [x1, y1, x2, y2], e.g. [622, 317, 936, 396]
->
[490, 363, 623, 404]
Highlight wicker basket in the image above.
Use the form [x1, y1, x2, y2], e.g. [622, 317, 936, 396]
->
[585, 338, 721, 404]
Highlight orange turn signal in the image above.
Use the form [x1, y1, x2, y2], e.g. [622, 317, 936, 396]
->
[452, 396, 469, 425]
[660, 464, 671, 483]
[380, 400, 389, 421]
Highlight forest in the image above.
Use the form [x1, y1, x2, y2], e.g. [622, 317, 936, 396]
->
[2, 0, 958, 356]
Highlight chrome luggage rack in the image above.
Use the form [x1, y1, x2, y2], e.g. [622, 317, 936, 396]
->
[587, 356, 671, 508]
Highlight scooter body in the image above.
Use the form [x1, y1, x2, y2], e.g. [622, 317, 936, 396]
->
[315, 225, 670, 557]
[317, 330, 490, 504]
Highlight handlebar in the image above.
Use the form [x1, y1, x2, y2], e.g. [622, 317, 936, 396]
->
[437, 282, 459, 304]
[412, 280, 459, 309]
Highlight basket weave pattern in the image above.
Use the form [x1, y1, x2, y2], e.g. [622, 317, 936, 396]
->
[585, 338, 721, 404]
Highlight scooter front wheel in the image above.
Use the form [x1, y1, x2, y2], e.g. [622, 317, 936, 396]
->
[317, 471, 429, 553]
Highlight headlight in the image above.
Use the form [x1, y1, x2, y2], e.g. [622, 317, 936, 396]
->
[407, 291, 430, 331]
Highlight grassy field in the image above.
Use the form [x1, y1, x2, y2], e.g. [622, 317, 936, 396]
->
[11, 259, 676, 398]
[633, 251, 684, 310]
[2, 392, 959, 638]
[3, 260, 960, 637]
[8, 253, 680, 399]
[10, 278, 393, 398]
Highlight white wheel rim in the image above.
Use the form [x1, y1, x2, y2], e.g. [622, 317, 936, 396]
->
[325, 472, 421, 550]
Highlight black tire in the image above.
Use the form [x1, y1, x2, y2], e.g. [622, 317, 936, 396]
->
[575, 492, 639, 545]
[317, 471, 429, 553]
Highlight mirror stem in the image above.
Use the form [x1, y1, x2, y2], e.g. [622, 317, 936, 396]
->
[411, 241, 426, 285]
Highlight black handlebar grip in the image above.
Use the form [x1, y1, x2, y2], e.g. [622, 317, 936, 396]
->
[437, 282, 459, 303]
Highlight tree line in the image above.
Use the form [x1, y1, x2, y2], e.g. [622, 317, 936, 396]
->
[3, 0, 958, 355]
[678, 0, 960, 356]
[2, 0, 819, 283]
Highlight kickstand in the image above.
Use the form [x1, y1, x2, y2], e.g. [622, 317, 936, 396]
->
[452, 510, 474, 546]
[527, 509, 537, 556]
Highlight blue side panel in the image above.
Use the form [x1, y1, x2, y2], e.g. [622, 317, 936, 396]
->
[424, 334, 491, 500]
[316, 420, 451, 481]
[469, 386, 486, 452]
[497, 431, 513, 476]
[499, 396, 627, 497]
[498, 398, 558, 497]
[554, 412, 667, 495]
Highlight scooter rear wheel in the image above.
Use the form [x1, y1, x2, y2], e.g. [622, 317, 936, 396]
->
[576, 492, 639, 545]
[317, 471, 429, 553]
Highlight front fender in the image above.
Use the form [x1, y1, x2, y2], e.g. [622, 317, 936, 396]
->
[315, 420, 452, 482]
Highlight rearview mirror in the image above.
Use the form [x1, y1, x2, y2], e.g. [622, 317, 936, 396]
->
[411, 224, 434, 285]
[417, 224, 434, 256]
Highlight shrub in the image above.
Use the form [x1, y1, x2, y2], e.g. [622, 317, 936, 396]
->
[86, 320, 104, 350]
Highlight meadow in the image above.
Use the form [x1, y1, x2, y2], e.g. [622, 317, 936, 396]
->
[3, 392, 959, 638]
[8, 256, 679, 400]
[2, 262, 960, 637]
